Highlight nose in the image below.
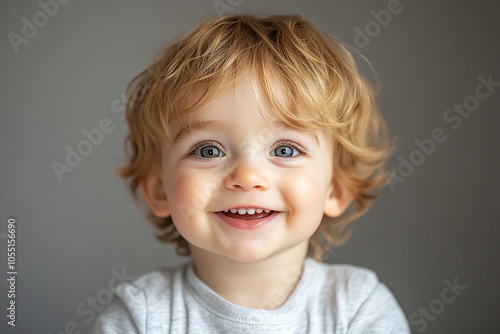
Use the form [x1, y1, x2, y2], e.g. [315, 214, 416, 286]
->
[223, 159, 270, 191]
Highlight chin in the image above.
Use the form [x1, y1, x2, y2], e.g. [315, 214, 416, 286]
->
[219, 244, 275, 264]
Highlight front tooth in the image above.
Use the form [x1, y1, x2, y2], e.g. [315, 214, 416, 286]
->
[237, 208, 247, 215]
[230, 208, 237, 213]
[224, 209, 229, 212]
[256, 209, 263, 213]
[264, 209, 270, 213]
[247, 208, 256, 215]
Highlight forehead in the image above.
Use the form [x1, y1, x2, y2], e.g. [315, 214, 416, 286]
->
[171, 71, 322, 141]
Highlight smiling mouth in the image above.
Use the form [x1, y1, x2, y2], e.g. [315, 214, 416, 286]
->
[221, 209, 274, 220]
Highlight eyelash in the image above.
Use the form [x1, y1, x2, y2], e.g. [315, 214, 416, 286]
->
[272, 140, 308, 157]
[187, 140, 225, 160]
[186, 140, 308, 159]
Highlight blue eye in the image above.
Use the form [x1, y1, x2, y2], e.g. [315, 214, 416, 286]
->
[188, 141, 225, 159]
[199, 146, 223, 158]
[271, 145, 297, 157]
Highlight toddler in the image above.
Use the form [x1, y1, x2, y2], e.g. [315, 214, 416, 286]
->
[91, 14, 410, 333]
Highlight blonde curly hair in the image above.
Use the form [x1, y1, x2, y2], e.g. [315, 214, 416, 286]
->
[118, 14, 392, 261]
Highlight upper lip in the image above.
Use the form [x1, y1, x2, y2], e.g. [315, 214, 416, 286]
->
[215, 205, 278, 212]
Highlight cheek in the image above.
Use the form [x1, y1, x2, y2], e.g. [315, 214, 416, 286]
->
[284, 168, 327, 221]
[170, 170, 205, 208]
[162, 168, 206, 240]
[164, 167, 220, 222]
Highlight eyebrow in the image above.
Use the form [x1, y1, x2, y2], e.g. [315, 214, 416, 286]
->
[173, 120, 319, 144]
[271, 121, 319, 144]
[173, 121, 234, 144]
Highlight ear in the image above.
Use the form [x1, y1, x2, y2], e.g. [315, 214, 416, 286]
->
[139, 165, 170, 218]
[324, 178, 353, 217]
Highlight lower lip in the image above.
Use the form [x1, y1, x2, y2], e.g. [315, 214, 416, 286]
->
[214, 211, 280, 230]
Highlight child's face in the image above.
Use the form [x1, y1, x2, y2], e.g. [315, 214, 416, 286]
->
[142, 73, 350, 263]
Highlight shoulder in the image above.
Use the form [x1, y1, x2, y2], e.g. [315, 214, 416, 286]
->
[116, 265, 183, 297]
[90, 263, 188, 334]
[308, 260, 410, 333]
[312, 261, 380, 303]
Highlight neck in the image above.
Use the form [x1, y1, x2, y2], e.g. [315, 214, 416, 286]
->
[189, 242, 309, 310]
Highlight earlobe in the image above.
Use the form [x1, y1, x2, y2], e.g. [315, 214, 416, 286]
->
[324, 178, 353, 218]
[139, 166, 170, 218]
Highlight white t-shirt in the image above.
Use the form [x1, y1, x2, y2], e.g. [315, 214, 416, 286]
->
[90, 257, 410, 333]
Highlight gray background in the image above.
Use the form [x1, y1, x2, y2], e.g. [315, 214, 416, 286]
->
[1, 0, 499, 333]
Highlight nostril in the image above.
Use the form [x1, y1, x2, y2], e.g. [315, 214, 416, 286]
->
[223, 165, 270, 191]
